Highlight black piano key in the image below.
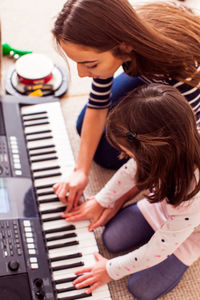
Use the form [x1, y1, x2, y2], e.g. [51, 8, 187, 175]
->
[54, 276, 78, 285]
[26, 129, 52, 136]
[57, 293, 92, 300]
[24, 121, 50, 127]
[36, 184, 55, 190]
[29, 144, 55, 151]
[50, 253, 82, 263]
[46, 232, 77, 242]
[33, 166, 60, 173]
[30, 150, 56, 157]
[47, 240, 79, 250]
[41, 206, 65, 214]
[23, 116, 49, 122]
[45, 225, 75, 234]
[38, 198, 60, 204]
[33, 165, 60, 173]
[22, 111, 47, 117]
[42, 215, 63, 222]
[27, 135, 53, 142]
[33, 172, 62, 180]
[52, 261, 84, 272]
[37, 190, 55, 196]
[31, 156, 58, 163]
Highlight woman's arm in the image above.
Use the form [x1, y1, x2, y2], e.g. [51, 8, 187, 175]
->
[54, 107, 108, 211]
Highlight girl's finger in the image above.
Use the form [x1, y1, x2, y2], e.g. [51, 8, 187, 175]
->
[73, 272, 92, 284]
[85, 282, 100, 294]
[75, 277, 96, 289]
[75, 267, 92, 275]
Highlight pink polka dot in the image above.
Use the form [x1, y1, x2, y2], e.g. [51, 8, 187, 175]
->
[125, 267, 131, 271]
[155, 255, 161, 258]
[171, 217, 174, 220]
[113, 190, 117, 194]
[118, 180, 121, 185]
[175, 242, 179, 245]
[146, 266, 150, 268]
[116, 274, 120, 277]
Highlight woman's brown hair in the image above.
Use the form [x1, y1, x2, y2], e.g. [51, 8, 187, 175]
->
[52, 0, 200, 86]
[106, 83, 200, 205]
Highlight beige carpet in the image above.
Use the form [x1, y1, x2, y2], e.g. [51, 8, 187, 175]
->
[61, 95, 200, 300]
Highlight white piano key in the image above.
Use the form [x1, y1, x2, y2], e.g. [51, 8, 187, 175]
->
[47, 232, 97, 247]
[49, 245, 99, 261]
[25, 124, 51, 134]
[43, 219, 90, 231]
[34, 175, 63, 187]
[39, 201, 66, 212]
[56, 287, 111, 300]
[27, 139, 55, 149]
[51, 254, 95, 268]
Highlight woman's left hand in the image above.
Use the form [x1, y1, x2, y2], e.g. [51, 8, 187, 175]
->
[73, 252, 112, 294]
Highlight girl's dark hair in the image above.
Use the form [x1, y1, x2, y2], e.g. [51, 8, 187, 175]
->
[52, 0, 200, 86]
[106, 83, 200, 206]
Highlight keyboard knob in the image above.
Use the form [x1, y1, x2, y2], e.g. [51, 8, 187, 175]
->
[34, 278, 43, 288]
[35, 290, 45, 300]
[8, 260, 20, 271]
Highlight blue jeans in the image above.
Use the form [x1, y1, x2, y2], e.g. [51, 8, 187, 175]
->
[76, 73, 145, 169]
[103, 204, 188, 300]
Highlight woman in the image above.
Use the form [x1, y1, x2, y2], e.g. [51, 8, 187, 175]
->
[52, 0, 200, 212]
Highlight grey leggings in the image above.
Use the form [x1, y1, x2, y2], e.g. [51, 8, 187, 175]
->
[103, 204, 188, 300]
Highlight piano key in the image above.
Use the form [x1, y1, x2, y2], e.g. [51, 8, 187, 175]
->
[47, 232, 77, 242]
[51, 254, 94, 269]
[30, 155, 59, 163]
[27, 135, 53, 142]
[23, 115, 48, 122]
[57, 287, 111, 300]
[37, 193, 58, 200]
[34, 175, 62, 187]
[24, 121, 50, 127]
[39, 201, 66, 211]
[43, 219, 90, 231]
[32, 165, 60, 173]
[25, 129, 52, 136]
[46, 232, 96, 247]
[22, 110, 47, 117]
[33, 172, 62, 180]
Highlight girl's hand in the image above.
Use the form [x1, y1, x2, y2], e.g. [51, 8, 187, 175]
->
[62, 197, 104, 231]
[73, 252, 112, 294]
[53, 169, 89, 212]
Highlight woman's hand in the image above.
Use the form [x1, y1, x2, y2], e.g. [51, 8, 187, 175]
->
[73, 252, 112, 294]
[62, 197, 105, 231]
[53, 169, 89, 212]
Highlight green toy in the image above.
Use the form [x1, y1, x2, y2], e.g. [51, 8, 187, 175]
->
[2, 43, 32, 59]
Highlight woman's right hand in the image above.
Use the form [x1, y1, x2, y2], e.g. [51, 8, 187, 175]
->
[53, 168, 89, 212]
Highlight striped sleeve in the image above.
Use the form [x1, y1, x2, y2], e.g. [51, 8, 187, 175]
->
[87, 77, 113, 109]
[139, 75, 200, 127]
[168, 79, 200, 127]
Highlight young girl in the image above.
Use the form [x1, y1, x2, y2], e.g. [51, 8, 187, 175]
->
[52, 0, 200, 212]
[64, 84, 200, 300]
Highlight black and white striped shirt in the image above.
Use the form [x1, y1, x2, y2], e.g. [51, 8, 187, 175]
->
[87, 75, 200, 127]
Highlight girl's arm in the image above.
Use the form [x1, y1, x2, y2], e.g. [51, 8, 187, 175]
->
[95, 158, 137, 208]
[106, 210, 200, 280]
[54, 77, 113, 211]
